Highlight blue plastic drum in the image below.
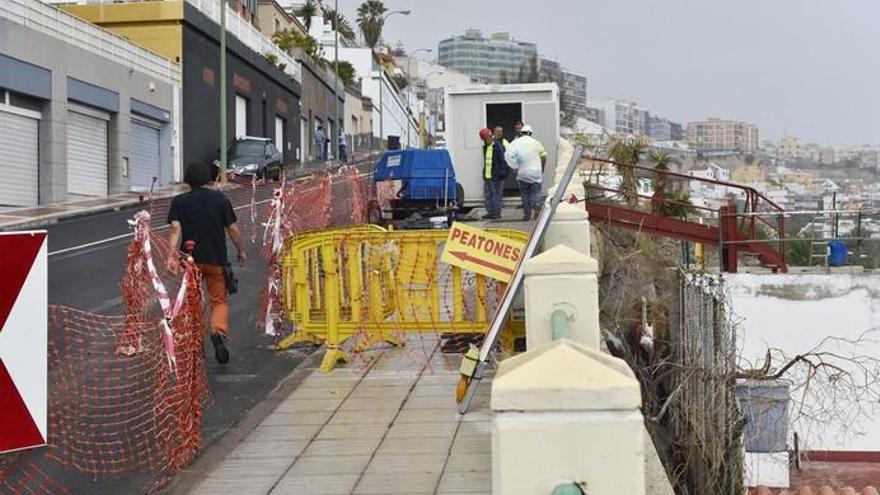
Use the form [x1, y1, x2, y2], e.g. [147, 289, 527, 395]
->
[828, 240, 847, 267]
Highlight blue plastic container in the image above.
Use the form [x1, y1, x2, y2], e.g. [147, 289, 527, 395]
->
[828, 240, 848, 267]
[373, 149, 458, 201]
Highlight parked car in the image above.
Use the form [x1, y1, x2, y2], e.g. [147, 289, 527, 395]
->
[227, 136, 283, 180]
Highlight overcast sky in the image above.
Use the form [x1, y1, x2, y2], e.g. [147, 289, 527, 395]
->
[341, 0, 880, 147]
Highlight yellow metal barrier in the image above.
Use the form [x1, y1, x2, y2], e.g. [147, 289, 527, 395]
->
[278, 226, 529, 371]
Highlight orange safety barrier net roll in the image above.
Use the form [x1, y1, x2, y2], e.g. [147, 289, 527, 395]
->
[0, 162, 379, 494]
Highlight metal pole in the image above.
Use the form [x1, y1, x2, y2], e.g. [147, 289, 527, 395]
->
[219, 0, 227, 175]
[333, 0, 339, 161]
[378, 74, 383, 148]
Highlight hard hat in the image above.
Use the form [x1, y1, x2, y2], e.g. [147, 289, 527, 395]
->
[479, 127, 492, 140]
[521, 124, 534, 135]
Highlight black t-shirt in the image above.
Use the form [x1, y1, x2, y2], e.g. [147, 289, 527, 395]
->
[167, 187, 237, 266]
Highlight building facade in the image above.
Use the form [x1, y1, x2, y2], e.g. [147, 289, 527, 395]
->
[336, 46, 418, 148]
[538, 57, 562, 85]
[560, 68, 587, 120]
[591, 99, 639, 135]
[686, 118, 759, 153]
[62, 0, 303, 167]
[297, 57, 344, 161]
[343, 86, 373, 153]
[647, 116, 684, 142]
[438, 30, 538, 84]
[256, 0, 297, 38]
[0, 0, 179, 206]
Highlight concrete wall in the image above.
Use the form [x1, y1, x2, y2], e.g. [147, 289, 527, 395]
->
[728, 273, 880, 452]
[181, 4, 301, 166]
[0, 17, 177, 202]
[62, 2, 185, 62]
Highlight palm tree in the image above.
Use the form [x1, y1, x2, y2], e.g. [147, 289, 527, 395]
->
[650, 151, 672, 212]
[294, 0, 319, 31]
[608, 135, 649, 207]
[323, 7, 356, 43]
[357, 0, 388, 49]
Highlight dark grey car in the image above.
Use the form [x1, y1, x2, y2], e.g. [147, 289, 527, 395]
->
[227, 137, 284, 180]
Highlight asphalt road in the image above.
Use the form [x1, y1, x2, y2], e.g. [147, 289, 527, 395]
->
[11, 157, 380, 495]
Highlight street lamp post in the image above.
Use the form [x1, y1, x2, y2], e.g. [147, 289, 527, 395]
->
[384, 9, 411, 20]
[219, 0, 227, 176]
[405, 48, 431, 149]
[333, 0, 339, 162]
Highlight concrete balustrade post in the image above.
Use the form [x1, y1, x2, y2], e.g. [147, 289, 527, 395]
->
[545, 201, 591, 256]
[524, 244, 600, 350]
[492, 338, 646, 495]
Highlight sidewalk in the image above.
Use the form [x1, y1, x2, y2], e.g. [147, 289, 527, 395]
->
[178, 336, 674, 495]
[186, 336, 491, 495]
[0, 187, 187, 231]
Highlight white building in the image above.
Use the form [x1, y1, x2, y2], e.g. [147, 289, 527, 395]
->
[590, 99, 640, 136]
[312, 42, 417, 147]
[688, 163, 738, 207]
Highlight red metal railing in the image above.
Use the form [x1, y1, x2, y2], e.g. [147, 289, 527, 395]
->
[577, 157, 787, 270]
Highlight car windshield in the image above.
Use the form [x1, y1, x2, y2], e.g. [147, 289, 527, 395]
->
[230, 141, 266, 157]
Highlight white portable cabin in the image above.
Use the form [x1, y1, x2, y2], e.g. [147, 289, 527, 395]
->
[445, 83, 560, 206]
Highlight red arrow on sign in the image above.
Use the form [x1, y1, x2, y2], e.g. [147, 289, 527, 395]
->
[448, 251, 514, 276]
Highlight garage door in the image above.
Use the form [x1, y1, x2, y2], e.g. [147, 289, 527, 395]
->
[130, 119, 161, 191]
[67, 105, 109, 197]
[0, 109, 39, 206]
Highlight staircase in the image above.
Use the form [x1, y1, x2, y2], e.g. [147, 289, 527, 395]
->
[579, 158, 788, 273]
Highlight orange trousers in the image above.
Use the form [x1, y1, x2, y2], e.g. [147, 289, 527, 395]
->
[197, 264, 229, 336]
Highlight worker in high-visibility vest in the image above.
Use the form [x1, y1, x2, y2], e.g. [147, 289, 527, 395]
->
[493, 126, 510, 150]
[480, 127, 508, 219]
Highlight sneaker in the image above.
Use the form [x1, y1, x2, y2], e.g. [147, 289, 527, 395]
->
[521, 215, 531, 222]
[210, 333, 230, 364]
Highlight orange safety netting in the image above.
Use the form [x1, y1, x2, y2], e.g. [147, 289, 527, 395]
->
[0, 165, 378, 494]
[259, 167, 377, 337]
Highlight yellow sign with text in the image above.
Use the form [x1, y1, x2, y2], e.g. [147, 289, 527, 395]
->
[440, 222, 526, 282]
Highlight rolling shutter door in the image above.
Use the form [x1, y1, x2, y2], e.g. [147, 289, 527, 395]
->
[67, 106, 109, 197]
[130, 119, 161, 191]
[0, 109, 39, 206]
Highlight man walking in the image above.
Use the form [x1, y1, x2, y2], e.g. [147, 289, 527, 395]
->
[338, 127, 348, 163]
[480, 127, 508, 219]
[167, 162, 247, 364]
[505, 124, 547, 221]
[315, 125, 327, 161]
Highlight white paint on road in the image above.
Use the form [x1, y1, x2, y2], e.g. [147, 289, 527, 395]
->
[48, 199, 272, 258]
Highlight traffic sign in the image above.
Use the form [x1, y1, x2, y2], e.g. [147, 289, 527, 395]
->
[0, 231, 48, 454]
[441, 222, 525, 282]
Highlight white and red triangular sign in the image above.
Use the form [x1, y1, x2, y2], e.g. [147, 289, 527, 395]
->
[0, 231, 47, 454]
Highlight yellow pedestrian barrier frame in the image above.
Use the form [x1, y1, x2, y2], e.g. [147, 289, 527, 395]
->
[278, 226, 529, 371]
